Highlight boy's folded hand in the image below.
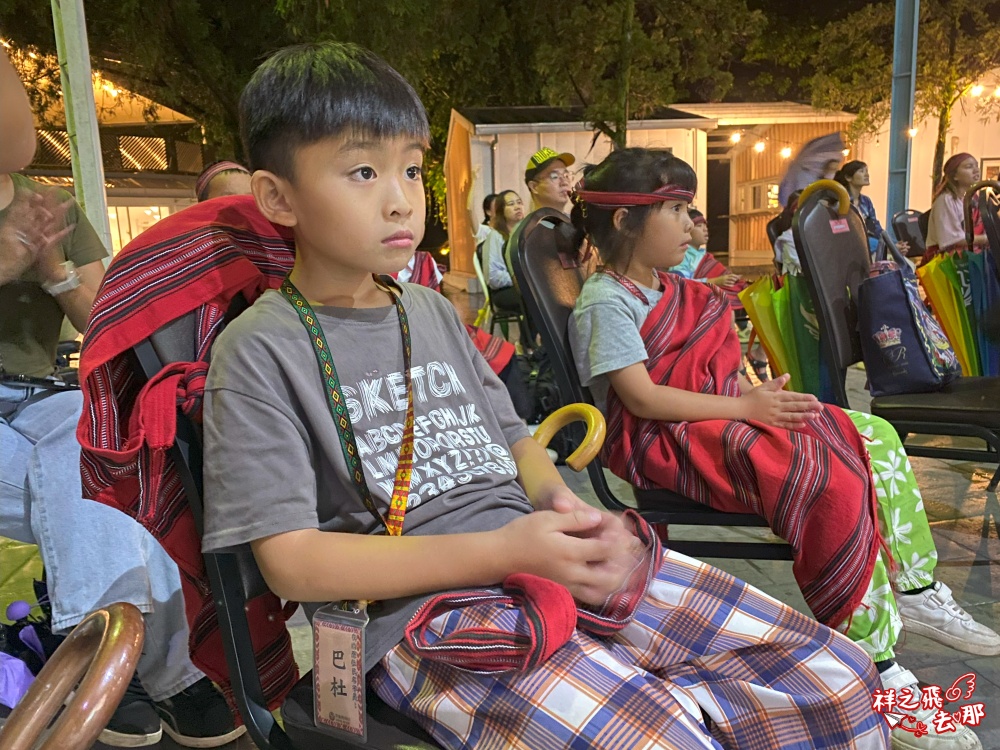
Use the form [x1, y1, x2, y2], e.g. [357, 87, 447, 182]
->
[740, 374, 823, 431]
[502, 500, 645, 607]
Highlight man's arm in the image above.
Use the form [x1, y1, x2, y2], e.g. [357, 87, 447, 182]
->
[41, 258, 103, 333]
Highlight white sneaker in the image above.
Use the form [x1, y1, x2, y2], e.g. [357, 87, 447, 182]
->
[897, 582, 1000, 656]
[880, 664, 981, 749]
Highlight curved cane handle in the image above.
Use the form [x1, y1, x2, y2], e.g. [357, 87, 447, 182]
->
[532, 403, 606, 471]
[0, 602, 145, 750]
[797, 179, 851, 215]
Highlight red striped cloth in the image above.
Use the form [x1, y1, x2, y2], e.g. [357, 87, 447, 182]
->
[392, 251, 515, 376]
[77, 195, 299, 712]
[602, 272, 882, 628]
[405, 510, 661, 671]
[399, 250, 442, 291]
[693, 252, 748, 310]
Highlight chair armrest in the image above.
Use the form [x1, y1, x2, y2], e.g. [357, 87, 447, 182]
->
[531, 403, 606, 471]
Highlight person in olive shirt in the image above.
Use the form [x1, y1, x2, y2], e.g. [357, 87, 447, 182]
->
[0, 164, 244, 745]
[0, 174, 106, 375]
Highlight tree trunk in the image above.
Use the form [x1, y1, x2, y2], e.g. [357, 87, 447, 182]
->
[932, 9, 961, 188]
[611, 0, 635, 149]
[932, 101, 952, 191]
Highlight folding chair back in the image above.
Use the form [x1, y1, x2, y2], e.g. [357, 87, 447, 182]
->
[891, 209, 928, 259]
[766, 214, 787, 273]
[795, 180, 1000, 492]
[471, 241, 491, 326]
[512, 209, 791, 560]
[791, 181, 870, 407]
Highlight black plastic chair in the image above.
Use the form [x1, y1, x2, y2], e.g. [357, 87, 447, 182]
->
[793, 180, 1000, 493]
[129, 303, 440, 750]
[891, 209, 928, 259]
[511, 208, 792, 560]
[475, 242, 526, 342]
[766, 214, 786, 274]
[965, 180, 1000, 259]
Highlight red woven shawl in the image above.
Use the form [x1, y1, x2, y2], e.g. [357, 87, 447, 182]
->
[602, 272, 881, 627]
[692, 251, 748, 310]
[77, 196, 298, 712]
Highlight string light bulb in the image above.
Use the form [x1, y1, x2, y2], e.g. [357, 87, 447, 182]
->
[780, 146, 792, 159]
[907, 127, 919, 138]
[730, 131, 742, 144]
[753, 140, 766, 153]
[971, 84, 985, 97]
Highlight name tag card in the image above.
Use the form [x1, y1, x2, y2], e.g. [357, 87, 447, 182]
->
[313, 603, 368, 742]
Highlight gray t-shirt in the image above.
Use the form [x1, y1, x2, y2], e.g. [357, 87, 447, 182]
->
[203, 283, 532, 669]
[568, 272, 662, 412]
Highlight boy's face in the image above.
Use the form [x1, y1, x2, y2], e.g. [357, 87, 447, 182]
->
[262, 134, 427, 278]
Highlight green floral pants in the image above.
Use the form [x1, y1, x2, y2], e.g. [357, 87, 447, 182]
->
[838, 410, 938, 662]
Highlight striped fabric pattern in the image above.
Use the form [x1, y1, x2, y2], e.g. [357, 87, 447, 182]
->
[602, 272, 882, 629]
[372, 550, 890, 750]
[76, 196, 299, 711]
[692, 252, 748, 309]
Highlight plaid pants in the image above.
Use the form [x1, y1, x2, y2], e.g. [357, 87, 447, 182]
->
[371, 550, 890, 750]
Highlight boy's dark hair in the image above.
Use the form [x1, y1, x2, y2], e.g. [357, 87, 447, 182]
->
[688, 207, 705, 222]
[570, 148, 697, 270]
[239, 42, 430, 179]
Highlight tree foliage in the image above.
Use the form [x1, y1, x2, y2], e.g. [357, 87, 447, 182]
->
[808, 0, 1000, 184]
[0, 0, 295, 157]
[2, 0, 764, 211]
[531, 0, 763, 146]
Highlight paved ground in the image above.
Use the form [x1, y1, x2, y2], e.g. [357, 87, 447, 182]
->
[4, 283, 997, 748]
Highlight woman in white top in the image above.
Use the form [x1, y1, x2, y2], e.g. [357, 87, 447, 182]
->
[924, 152, 988, 264]
[481, 190, 525, 311]
[473, 193, 497, 246]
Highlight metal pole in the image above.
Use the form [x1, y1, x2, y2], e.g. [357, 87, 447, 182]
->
[886, 0, 919, 233]
[50, 0, 112, 251]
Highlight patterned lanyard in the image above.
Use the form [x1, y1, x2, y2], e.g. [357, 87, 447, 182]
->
[280, 275, 414, 536]
[601, 268, 651, 306]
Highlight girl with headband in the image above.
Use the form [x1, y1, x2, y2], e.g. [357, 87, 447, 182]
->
[568, 147, 995, 750]
[924, 152, 988, 264]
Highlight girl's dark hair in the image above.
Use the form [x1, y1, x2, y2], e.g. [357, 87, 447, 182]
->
[569, 148, 697, 270]
[239, 42, 430, 180]
[833, 160, 867, 192]
[481, 193, 497, 224]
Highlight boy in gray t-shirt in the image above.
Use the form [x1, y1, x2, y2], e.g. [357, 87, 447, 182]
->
[200, 42, 891, 750]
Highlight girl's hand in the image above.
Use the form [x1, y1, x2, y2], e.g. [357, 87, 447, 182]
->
[739, 373, 822, 430]
[710, 273, 740, 287]
[499, 508, 638, 607]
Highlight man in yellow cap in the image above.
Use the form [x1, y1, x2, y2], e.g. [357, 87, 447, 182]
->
[501, 148, 576, 350]
[505, 147, 575, 277]
[523, 147, 575, 213]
